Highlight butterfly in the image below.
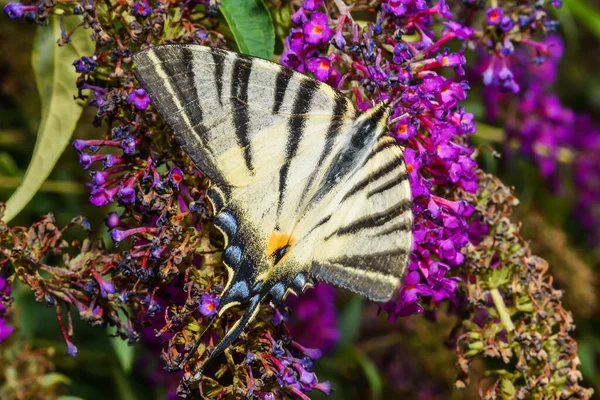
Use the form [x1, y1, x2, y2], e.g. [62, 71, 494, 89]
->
[133, 44, 413, 373]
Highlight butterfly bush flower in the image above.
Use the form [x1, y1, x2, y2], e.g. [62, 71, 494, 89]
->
[4, 2, 36, 18]
[285, 284, 339, 353]
[0, 277, 13, 343]
[128, 88, 152, 110]
[480, 35, 600, 244]
[73, 56, 97, 73]
[133, 1, 152, 17]
[198, 293, 219, 317]
[462, 0, 561, 92]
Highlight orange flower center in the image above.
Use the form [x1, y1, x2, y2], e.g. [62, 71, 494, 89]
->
[407, 164, 414, 173]
[313, 25, 323, 35]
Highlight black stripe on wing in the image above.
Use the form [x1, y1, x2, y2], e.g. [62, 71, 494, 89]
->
[367, 171, 409, 198]
[325, 198, 411, 239]
[156, 47, 204, 130]
[299, 94, 349, 205]
[230, 55, 255, 174]
[341, 158, 406, 202]
[276, 78, 319, 222]
[273, 67, 293, 114]
[133, 47, 228, 189]
[210, 47, 226, 106]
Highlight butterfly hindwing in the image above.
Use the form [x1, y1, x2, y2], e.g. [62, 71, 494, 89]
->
[310, 135, 413, 301]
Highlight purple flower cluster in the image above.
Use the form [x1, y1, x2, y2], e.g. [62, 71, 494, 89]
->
[481, 36, 600, 243]
[260, 334, 332, 399]
[283, 0, 478, 318]
[73, 133, 144, 207]
[283, 284, 339, 353]
[0, 277, 13, 343]
[469, 0, 562, 93]
[73, 56, 98, 73]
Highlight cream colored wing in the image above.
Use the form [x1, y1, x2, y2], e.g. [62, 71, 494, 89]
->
[309, 135, 413, 302]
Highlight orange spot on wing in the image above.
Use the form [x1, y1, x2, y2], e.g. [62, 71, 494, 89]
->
[266, 231, 296, 265]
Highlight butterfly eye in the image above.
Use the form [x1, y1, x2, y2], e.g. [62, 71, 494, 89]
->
[273, 245, 291, 265]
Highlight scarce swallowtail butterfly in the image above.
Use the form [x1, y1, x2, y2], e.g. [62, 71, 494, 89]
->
[133, 44, 413, 374]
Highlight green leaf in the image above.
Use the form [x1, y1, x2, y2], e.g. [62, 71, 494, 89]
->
[110, 336, 135, 374]
[57, 397, 87, 400]
[38, 373, 72, 388]
[2, 15, 94, 223]
[337, 297, 364, 348]
[564, 0, 600, 40]
[219, 0, 275, 60]
[348, 348, 383, 400]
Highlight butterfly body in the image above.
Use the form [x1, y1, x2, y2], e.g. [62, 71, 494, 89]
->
[133, 45, 413, 370]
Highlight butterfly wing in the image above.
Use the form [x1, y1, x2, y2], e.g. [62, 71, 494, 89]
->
[133, 43, 356, 307]
[309, 135, 413, 302]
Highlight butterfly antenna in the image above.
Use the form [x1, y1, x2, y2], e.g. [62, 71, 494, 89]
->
[189, 293, 262, 381]
[179, 313, 218, 371]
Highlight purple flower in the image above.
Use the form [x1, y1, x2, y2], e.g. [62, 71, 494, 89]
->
[0, 319, 13, 343]
[128, 88, 152, 110]
[0, 278, 12, 343]
[302, 0, 322, 11]
[198, 294, 219, 317]
[306, 57, 331, 82]
[109, 227, 157, 244]
[73, 56, 98, 73]
[331, 31, 346, 49]
[168, 167, 184, 190]
[133, 1, 151, 16]
[500, 16, 515, 32]
[89, 186, 119, 206]
[118, 186, 136, 204]
[386, 0, 407, 16]
[3, 2, 34, 18]
[92, 269, 116, 298]
[287, 28, 305, 52]
[121, 136, 136, 154]
[437, 0, 452, 18]
[303, 13, 331, 45]
[79, 153, 104, 170]
[105, 212, 121, 229]
[66, 339, 79, 357]
[442, 21, 474, 40]
[91, 171, 109, 186]
[118, 178, 137, 203]
[486, 8, 504, 26]
[285, 284, 339, 353]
